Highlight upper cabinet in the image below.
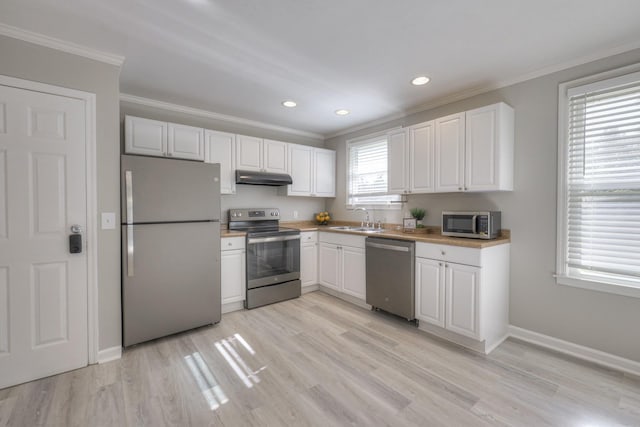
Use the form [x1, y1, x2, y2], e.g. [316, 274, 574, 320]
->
[387, 122, 435, 195]
[435, 102, 514, 192]
[125, 116, 204, 161]
[287, 144, 336, 197]
[236, 135, 288, 173]
[204, 130, 236, 194]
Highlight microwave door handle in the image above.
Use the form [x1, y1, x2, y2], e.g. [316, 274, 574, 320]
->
[471, 215, 478, 234]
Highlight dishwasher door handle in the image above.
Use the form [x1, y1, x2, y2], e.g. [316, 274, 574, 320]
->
[366, 242, 410, 252]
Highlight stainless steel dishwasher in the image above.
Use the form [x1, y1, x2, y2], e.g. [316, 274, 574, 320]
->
[365, 237, 416, 321]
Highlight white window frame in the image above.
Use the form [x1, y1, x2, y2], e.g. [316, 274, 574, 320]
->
[556, 63, 640, 299]
[345, 129, 402, 210]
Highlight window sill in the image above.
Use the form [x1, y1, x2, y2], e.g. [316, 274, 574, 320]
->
[556, 275, 640, 299]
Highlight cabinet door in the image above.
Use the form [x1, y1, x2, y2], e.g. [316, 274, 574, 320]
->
[409, 122, 435, 193]
[313, 148, 336, 197]
[387, 129, 408, 194]
[445, 262, 480, 339]
[435, 113, 465, 192]
[288, 144, 313, 196]
[204, 130, 236, 194]
[415, 257, 445, 327]
[221, 249, 246, 304]
[341, 246, 366, 300]
[167, 123, 205, 161]
[301, 242, 318, 287]
[465, 103, 513, 191]
[263, 139, 288, 173]
[236, 135, 263, 171]
[318, 243, 340, 290]
[125, 116, 167, 157]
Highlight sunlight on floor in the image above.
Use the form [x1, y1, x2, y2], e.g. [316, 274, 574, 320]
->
[184, 352, 229, 411]
[215, 333, 266, 389]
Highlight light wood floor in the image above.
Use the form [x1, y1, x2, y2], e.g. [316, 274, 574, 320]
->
[1, 291, 639, 426]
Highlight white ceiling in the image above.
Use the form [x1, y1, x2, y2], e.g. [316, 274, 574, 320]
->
[2, 0, 640, 137]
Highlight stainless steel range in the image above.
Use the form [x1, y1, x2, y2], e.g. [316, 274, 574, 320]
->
[228, 208, 301, 309]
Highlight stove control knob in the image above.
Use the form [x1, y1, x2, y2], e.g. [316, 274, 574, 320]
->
[237, 213, 242, 217]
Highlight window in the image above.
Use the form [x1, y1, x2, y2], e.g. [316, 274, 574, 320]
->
[347, 134, 401, 208]
[557, 67, 640, 297]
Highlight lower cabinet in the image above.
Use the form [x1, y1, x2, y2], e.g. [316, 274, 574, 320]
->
[318, 233, 366, 301]
[300, 232, 318, 288]
[221, 237, 246, 308]
[415, 241, 509, 352]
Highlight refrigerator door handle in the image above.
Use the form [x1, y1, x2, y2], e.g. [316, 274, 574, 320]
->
[125, 170, 133, 224]
[125, 170, 134, 276]
[127, 224, 134, 277]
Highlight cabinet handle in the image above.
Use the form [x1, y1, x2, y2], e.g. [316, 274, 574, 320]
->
[458, 187, 462, 191]
[441, 250, 446, 255]
[445, 264, 448, 268]
[439, 262, 442, 266]
[167, 152, 173, 157]
[464, 187, 468, 191]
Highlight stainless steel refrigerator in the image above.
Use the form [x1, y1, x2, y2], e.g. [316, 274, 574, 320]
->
[121, 155, 221, 347]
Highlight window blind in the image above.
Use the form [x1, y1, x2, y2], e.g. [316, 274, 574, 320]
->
[347, 137, 400, 206]
[566, 73, 640, 282]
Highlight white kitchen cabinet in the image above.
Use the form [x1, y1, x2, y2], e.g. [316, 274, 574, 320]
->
[300, 232, 318, 288]
[415, 241, 509, 353]
[125, 116, 204, 160]
[388, 129, 408, 193]
[125, 116, 167, 157]
[387, 123, 435, 194]
[221, 237, 246, 309]
[465, 103, 514, 191]
[340, 246, 366, 300]
[236, 135, 288, 173]
[435, 112, 466, 192]
[167, 123, 205, 161]
[287, 144, 336, 197]
[415, 257, 445, 328]
[318, 233, 366, 300]
[318, 242, 340, 290]
[435, 103, 514, 192]
[445, 262, 480, 339]
[204, 130, 236, 194]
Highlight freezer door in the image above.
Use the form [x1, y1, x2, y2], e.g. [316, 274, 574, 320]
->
[121, 154, 220, 223]
[122, 222, 221, 347]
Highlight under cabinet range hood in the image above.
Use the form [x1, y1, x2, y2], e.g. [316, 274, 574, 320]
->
[235, 170, 293, 186]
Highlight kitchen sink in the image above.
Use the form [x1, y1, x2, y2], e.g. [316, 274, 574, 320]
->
[328, 226, 385, 233]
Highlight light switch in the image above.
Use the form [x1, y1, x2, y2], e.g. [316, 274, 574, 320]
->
[101, 212, 116, 230]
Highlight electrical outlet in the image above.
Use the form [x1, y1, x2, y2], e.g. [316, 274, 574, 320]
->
[101, 212, 116, 230]
[293, 210, 299, 219]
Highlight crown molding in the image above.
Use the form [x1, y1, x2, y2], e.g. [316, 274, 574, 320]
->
[0, 22, 125, 67]
[326, 39, 640, 140]
[120, 93, 324, 140]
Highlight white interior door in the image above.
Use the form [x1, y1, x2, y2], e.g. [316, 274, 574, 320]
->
[0, 84, 88, 389]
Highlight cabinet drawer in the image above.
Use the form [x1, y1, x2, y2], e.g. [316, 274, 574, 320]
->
[319, 232, 365, 248]
[415, 242, 480, 266]
[301, 231, 318, 243]
[222, 236, 245, 251]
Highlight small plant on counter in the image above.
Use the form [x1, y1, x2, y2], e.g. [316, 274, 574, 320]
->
[410, 208, 426, 228]
[315, 211, 331, 225]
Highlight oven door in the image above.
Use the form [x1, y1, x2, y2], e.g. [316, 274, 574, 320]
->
[246, 234, 300, 289]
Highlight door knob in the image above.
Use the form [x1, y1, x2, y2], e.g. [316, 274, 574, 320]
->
[70, 224, 83, 234]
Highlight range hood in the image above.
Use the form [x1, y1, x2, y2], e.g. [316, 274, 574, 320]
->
[235, 170, 293, 186]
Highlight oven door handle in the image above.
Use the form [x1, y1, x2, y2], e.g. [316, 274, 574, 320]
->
[247, 235, 301, 244]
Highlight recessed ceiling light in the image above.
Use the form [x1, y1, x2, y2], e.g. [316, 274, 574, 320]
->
[335, 109, 350, 116]
[411, 76, 431, 86]
[282, 100, 297, 108]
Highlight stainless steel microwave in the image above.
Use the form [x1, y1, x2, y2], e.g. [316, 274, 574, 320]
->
[442, 211, 501, 239]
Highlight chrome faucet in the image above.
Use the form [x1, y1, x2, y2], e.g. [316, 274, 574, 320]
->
[355, 207, 370, 228]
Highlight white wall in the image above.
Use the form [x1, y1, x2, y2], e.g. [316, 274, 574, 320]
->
[326, 48, 640, 362]
[0, 35, 122, 351]
[120, 101, 327, 223]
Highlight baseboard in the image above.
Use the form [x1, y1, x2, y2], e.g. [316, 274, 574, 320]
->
[302, 284, 319, 294]
[222, 300, 245, 314]
[318, 286, 370, 310]
[97, 346, 122, 364]
[508, 325, 640, 377]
